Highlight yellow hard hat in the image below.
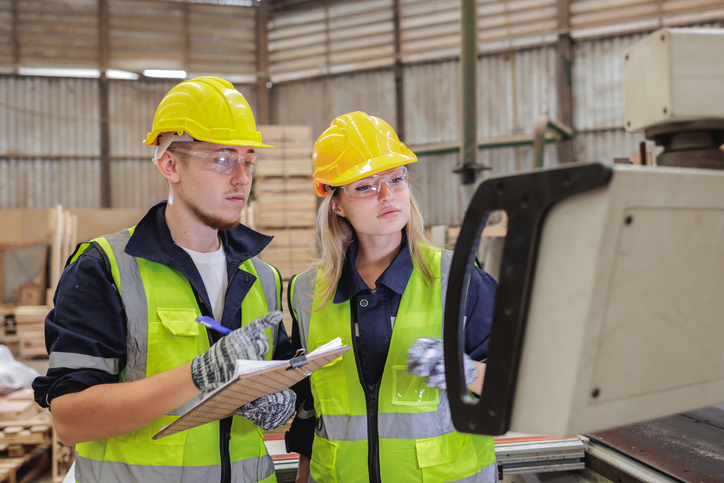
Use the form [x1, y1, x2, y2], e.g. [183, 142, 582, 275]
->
[144, 76, 273, 149]
[312, 111, 417, 196]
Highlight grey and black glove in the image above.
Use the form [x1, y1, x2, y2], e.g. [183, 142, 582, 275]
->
[191, 311, 283, 393]
[237, 389, 297, 430]
[407, 337, 478, 389]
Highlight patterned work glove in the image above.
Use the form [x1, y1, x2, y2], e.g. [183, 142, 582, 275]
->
[191, 311, 283, 393]
[407, 337, 478, 389]
[237, 389, 297, 430]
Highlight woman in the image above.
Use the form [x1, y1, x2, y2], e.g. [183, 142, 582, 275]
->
[285, 111, 497, 482]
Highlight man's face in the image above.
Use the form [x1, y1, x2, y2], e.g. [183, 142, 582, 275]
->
[172, 142, 255, 231]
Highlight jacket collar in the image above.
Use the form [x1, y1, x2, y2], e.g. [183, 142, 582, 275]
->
[124, 201, 273, 267]
[334, 231, 413, 304]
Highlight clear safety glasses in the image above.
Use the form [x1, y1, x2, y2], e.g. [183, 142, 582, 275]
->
[170, 148, 257, 176]
[342, 166, 409, 199]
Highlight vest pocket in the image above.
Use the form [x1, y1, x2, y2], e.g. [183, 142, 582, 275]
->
[415, 431, 479, 482]
[150, 308, 200, 374]
[390, 365, 439, 407]
[310, 342, 350, 414]
[311, 437, 339, 483]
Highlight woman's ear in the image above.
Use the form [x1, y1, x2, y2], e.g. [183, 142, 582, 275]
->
[330, 196, 346, 218]
[156, 151, 181, 184]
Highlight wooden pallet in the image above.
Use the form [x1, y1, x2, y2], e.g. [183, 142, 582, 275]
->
[0, 440, 50, 483]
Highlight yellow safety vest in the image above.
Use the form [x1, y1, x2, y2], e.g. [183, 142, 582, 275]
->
[71, 227, 279, 483]
[290, 245, 496, 483]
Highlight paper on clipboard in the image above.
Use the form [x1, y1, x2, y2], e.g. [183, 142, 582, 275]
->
[153, 338, 349, 440]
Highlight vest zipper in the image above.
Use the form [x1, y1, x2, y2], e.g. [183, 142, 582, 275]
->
[220, 417, 232, 483]
[351, 321, 382, 483]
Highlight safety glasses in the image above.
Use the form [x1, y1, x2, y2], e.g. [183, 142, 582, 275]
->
[342, 166, 409, 199]
[170, 148, 257, 176]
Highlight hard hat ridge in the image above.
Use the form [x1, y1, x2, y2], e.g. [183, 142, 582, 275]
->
[144, 76, 274, 151]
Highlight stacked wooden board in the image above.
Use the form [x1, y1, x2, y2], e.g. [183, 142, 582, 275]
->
[13, 306, 49, 359]
[0, 388, 55, 483]
[255, 126, 318, 334]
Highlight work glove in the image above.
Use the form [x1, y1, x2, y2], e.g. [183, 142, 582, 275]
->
[407, 337, 478, 390]
[237, 389, 297, 430]
[191, 311, 283, 393]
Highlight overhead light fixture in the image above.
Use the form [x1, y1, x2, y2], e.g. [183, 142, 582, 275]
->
[143, 69, 187, 79]
[106, 69, 139, 80]
[18, 67, 101, 78]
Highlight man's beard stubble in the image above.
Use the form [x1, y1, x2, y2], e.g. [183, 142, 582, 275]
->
[189, 202, 241, 231]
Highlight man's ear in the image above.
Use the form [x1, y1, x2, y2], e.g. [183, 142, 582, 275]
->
[156, 151, 181, 184]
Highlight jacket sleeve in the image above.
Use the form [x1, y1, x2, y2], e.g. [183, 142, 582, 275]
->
[464, 267, 498, 362]
[284, 274, 316, 458]
[32, 247, 127, 408]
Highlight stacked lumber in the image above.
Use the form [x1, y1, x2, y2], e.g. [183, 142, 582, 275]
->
[0, 388, 52, 483]
[13, 306, 49, 359]
[255, 126, 318, 334]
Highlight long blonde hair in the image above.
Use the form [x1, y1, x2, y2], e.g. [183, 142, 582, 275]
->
[310, 185, 436, 311]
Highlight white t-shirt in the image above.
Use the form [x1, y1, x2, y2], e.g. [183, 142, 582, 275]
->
[180, 243, 228, 320]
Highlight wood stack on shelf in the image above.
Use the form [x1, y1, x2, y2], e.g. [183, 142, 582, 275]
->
[255, 126, 318, 333]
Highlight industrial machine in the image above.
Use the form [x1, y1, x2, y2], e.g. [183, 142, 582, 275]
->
[443, 28, 724, 481]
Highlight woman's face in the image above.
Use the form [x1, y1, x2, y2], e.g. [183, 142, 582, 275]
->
[331, 167, 411, 238]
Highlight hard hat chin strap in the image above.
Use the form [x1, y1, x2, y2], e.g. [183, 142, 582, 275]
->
[153, 132, 195, 162]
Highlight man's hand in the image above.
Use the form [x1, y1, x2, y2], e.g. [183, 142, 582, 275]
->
[237, 389, 296, 430]
[407, 337, 478, 389]
[191, 311, 283, 393]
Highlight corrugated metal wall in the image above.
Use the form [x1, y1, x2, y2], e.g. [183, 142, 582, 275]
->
[0, 76, 101, 208]
[273, 70, 397, 138]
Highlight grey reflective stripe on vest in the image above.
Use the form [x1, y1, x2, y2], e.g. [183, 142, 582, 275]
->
[48, 352, 119, 374]
[451, 461, 498, 483]
[102, 230, 149, 384]
[102, 231, 204, 416]
[249, 256, 279, 348]
[318, 398, 456, 442]
[289, 268, 318, 353]
[75, 453, 274, 483]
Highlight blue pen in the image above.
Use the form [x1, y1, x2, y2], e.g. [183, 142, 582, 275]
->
[196, 316, 232, 335]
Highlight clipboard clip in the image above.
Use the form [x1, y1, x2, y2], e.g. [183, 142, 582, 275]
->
[287, 348, 308, 371]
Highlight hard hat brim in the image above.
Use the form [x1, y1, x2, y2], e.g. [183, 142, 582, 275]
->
[314, 152, 417, 196]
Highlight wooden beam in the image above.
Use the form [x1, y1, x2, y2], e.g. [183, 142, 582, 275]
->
[557, 0, 574, 164]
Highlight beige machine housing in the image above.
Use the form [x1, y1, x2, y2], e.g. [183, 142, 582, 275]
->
[510, 165, 724, 436]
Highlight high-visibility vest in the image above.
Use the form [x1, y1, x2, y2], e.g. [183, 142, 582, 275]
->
[70, 227, 280, 483]
[290, 245, 496, 483]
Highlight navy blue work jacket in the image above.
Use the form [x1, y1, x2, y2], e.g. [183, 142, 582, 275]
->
[32, 201, 292, 408]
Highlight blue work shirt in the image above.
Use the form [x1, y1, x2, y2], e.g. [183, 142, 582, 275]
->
[32, 201, 292, 408]
[285, 234, 497, 456]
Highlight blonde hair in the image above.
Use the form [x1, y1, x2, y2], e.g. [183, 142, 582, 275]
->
[310, 185, 436, 311]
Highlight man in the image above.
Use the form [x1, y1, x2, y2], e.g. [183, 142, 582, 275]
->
[33, 76, 295, 483]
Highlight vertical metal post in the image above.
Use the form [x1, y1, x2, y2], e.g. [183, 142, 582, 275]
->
[557, 0, 574, 164]
[393, 0, 405, 139]
[99, 0, 111, 207]
[452, 0, 487, 204]
[461, 0, 477, 187]
[255, 1, 271, 124]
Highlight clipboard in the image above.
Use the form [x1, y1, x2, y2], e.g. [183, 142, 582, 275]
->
[153, 344, 350, 440]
